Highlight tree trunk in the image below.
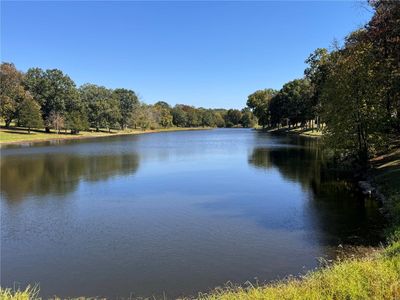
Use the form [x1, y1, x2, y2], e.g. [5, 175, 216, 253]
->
[45, 127, 50, 133]
[28, 127, 31, 134]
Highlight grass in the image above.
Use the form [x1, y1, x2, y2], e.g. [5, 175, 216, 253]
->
[0, 126, 211, 145]
[198, 242, 400, 300]
[259, 126, 323, 138]
[0, 285, 39, 300]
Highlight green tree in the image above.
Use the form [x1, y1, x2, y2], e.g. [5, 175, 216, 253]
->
[24, 68, 77, 132]
[65, 111, 88, 134]
[225, 109, 242, 126]
[80, 84, 121, 132]
[172, 105, 188, 127]
[276, 79, 313, 128]
[321, 30, 385, 163]
[240, 110, 257, 128]
[200, 109, 216, 127]
[305, 48, 330, 130]
[113, 88, 139, 129]
[247, 89, 277, 128]
[213, 112, 225, 128]
[0, 63, 26, 127]
[18, 94, 43, 133]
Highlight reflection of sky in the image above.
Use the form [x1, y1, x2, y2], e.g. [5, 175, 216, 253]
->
[1, 129, 384, 298]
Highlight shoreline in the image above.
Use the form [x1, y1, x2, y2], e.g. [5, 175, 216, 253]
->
[254, 126, 323, 138]
[0, 127, 212, 146]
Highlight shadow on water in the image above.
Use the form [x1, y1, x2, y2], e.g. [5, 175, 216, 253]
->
[0, 152, 140, 202]
[247, 134, 385, 246]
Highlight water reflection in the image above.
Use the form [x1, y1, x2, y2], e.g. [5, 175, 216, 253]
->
[247, 136, 384, 245]
[1, 153, 140, 202]
[0, 129, 386, 298]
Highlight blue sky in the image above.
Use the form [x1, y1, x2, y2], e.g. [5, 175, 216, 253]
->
[1, 1, 372, 109]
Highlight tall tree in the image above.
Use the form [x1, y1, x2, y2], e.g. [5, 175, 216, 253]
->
[113, 88, 139, 129]
[246, 89, 277, 128]
[24, 68, 77, 132]
[305, 48, 330, 129]
[0, 63, 26, 127]
[18, 94, 43, 133]
[321, 30, 385, 163]
[80, 84, 121, 132]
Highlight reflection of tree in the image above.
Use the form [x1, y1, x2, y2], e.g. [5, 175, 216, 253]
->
[1, 153, 140, 202]
[248, 137, 325, 189]
[248, 136, 385, 246]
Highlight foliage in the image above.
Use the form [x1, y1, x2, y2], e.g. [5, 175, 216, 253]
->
[0, 63, 26, 127]
[80, 84, 121, 131]
[113, 88, 139, 129]
[247, 89, 277, 128]
[224, 109, 242, 127]
[247, 2, 400, 164]
[24, 68, 77, 132]
[18, 95, 43, 133]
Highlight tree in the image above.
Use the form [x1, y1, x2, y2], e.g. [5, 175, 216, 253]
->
[130, 104, 159, 130]
[48, 111, 65, 134]
[246, 89, 277, 128]
[366, 0, 400, 131]
[321, 30, 385, 163]
[0, 63, 26, 127]
[240, 110, 257, 128]
[18, 94, 43, 133]
[225, 109, 242, 126]
[275, 79, 313, 128]
[24, 68, 77, 132]
[65, 111, 88, 134]
[158, 107, 173, 128]
[172, 106, 188, 127]
[154, 101, 173, 128]
[113, 88, 139, 129]
[213, 112, 225, 127]
[305, 48, 330, 130]
[80, 84, 121, 132]
[200, 110, 216, 127]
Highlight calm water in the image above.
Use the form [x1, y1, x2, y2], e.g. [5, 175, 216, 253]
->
[0, 129, 384, 298]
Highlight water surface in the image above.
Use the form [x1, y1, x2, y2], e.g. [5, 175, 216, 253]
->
[1, 129, 384, 298]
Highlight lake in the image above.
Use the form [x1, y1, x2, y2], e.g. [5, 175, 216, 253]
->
[0, 129, 384, 298]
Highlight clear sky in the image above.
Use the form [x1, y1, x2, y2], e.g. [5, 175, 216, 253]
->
[1, 1, 372, 109]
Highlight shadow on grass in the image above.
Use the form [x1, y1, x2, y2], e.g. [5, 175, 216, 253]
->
[1, 130, 33, 135]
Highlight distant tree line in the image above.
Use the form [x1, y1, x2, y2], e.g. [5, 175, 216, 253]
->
[1, 64, 257, 133]
[247, 1, 399, 164]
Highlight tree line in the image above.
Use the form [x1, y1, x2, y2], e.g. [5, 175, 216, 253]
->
[1, 64, 257, 134]
[247, 1, 399, 164]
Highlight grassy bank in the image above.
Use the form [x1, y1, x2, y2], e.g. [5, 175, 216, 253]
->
[257, 126, 323, 138]
[0, 126, 211, 145]
[199, 242, 400, 300]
